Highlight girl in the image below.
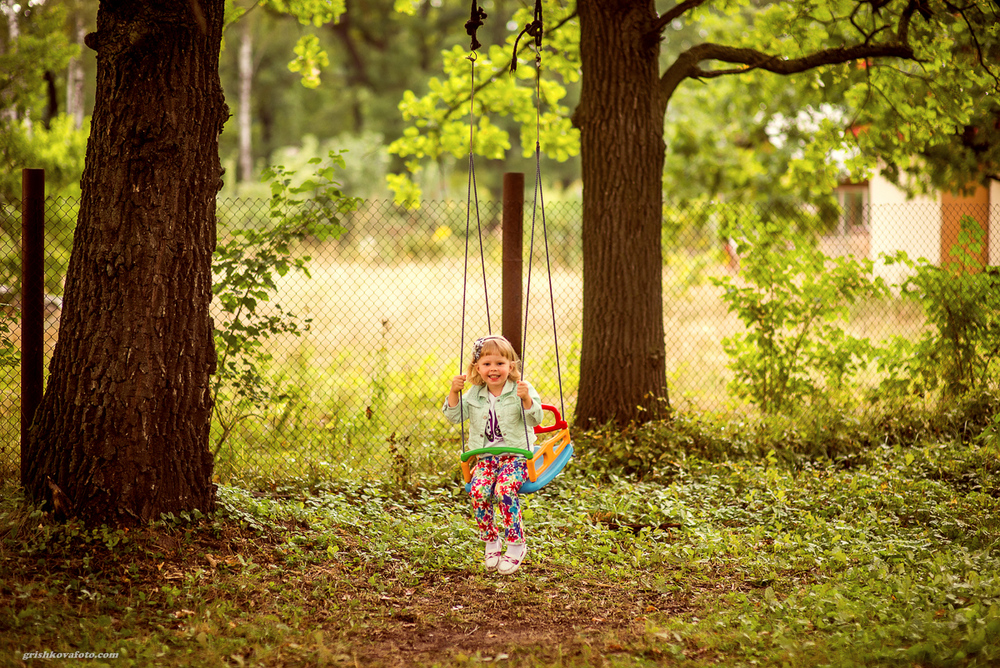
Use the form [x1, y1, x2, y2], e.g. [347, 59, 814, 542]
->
[444, 335, 542, 574]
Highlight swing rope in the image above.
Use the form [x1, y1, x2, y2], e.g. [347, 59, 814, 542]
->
[459, 1, 490, 455]
[518, 0, 567, 420]
[457, 0, 571, 479]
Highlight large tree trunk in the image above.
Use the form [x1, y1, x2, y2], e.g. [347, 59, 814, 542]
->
[574, 0, 669, 428]
[22, 0, 226, 525]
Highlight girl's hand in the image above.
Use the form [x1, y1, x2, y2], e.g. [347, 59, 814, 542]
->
[447, 374, 467, 407]
[516, 381, 533, 409]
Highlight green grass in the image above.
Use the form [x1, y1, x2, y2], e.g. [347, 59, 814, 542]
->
[3, 419, 1000, 666]
[0, 252, 930, 481]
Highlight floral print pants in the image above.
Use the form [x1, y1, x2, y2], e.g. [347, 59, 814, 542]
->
[469, 454, 526, 543]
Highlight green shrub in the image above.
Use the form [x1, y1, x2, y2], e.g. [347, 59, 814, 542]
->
[713, 216, 889, 414]
[211, 151, 359, 458]
[880, 215, 1000, 399]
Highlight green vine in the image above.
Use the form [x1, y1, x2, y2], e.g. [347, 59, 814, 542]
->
[211, 151, 360, 456]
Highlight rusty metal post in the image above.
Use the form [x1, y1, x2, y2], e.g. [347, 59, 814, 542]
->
[21, 168, 45, 479]
[502, 172, 524, 358]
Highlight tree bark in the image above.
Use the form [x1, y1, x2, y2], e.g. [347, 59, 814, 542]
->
[23, 0, 226, 526]
[574, 0, 669, 428]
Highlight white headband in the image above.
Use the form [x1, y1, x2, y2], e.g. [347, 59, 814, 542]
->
[472, 335, 509, 362]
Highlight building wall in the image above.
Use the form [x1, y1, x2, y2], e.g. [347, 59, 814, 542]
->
[941, 184, 990, 269]
[868, 173, 940, 283]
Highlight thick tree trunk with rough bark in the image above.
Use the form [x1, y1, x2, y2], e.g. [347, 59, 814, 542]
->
[573, 0, 669, 428]
[22, 0, 226, 525]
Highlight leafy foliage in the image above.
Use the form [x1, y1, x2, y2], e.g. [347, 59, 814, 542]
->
[4, 419, 1000, 666]
[391, 0, 999, 206]
[386, 1, 580, 204]
[880, 216, 1000, 398]
[0, 310, 18, 368]
[211, 150, 359, 455]
[713, 215, 888, 414]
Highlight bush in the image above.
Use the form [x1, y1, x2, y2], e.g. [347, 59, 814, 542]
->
[576, 387, 1000, 482]
[713, 216, 888, 414]
[880, 215, 1000, 399]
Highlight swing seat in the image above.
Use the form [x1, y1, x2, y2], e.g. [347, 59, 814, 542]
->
[461, 404, 574, 494]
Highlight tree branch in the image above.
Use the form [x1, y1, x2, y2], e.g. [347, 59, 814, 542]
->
[700, 42, 914, 78]
[896, 0, 919, 43]
[660, 41, 915, 104]
[657, 0, 940, 106]
[437, 9, 579, 123]
[649, 0, 709, 36]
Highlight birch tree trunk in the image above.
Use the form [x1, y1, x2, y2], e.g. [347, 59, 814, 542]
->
[237, 13, 253, 183]
[66, 9, 87, 130]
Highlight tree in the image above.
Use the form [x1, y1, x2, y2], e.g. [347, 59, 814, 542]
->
[0, 0, 83, 201]
[0, 1, 88, 293]
[20, 0, 378, 524]
[22, 0, 229, 525]
[391, 0, 1000, 428]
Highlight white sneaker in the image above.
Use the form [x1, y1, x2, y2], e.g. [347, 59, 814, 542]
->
[497, 544, 527, 575]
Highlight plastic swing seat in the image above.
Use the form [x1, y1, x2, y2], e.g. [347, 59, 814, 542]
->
[460, 404, 574, 494]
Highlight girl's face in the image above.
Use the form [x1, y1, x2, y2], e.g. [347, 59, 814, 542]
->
[475, 353, 512, 395]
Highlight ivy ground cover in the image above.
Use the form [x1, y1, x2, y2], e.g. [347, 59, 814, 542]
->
[3, 436, 999, 666]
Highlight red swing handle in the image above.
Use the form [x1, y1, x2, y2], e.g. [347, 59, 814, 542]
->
[534, 404, 567, 435]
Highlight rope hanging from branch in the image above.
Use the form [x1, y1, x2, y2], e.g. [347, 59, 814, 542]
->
[465, 0, 488, 52]
[458, 0, 491, 455]
[510, 0, 543, 73]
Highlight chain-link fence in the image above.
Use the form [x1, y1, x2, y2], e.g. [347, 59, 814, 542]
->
[1, 195, 996, 482]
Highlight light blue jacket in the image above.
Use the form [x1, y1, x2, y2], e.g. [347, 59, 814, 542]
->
[443, 380, 543, 453]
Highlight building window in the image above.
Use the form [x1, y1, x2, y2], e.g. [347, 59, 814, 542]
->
[835, 185, 869, 234]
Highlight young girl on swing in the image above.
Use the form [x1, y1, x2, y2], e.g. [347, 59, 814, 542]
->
[444, 335, 542, 574]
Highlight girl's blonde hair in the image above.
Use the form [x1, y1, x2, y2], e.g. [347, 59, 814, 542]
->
[467, 335, 521, 385]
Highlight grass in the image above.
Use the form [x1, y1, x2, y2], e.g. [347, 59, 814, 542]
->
[0, 250, 929, 481]
[198, 250, 928, 483]
[3, 414, 1000, 667]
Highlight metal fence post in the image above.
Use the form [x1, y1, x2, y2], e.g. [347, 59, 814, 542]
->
[21, 168, 45, 481]
[502, 172, 524, 358]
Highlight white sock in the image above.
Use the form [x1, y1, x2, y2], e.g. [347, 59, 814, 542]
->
[485, 540, 501, 554]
